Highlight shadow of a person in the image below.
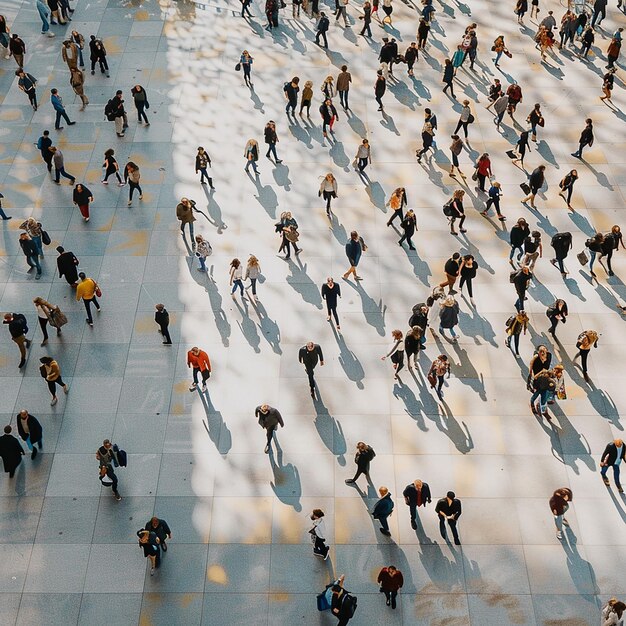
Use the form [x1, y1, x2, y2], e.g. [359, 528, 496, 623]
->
[199, 390, 232, 456]
[269, 444, 302, 512]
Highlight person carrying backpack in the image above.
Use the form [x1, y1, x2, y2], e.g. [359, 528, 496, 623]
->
[504, 310, 528, 356]
[550, 231, 572, 276]
[331, 577, 357, 625]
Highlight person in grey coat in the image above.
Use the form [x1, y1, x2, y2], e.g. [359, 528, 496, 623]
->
[255, 404, 284, 453]
[439, 295, 460, 342]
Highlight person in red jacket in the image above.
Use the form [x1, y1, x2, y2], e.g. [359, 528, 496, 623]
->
[377, 565, 404, 609]
[187, 346, 211, 392]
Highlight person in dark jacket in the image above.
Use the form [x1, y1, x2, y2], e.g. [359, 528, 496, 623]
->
[131, 84, 149, 124]
[255, 404, 284, 454]
[550, 231, 572, 275]
[321, 277, 341, 330]
[264, 120, 282, 163]
[319, 98, 338, 137]
[56, 246, 79, 287]
[398, 210, 417, 249]
[154, 304, 171, 345]
[16, 69, 38, 110]
[374, 69, 386, 111]
[403, 479, 431, 529]
[549, 487, 572, 540]
[435, 491, 462, 544]
[19, 233, 41, 278]
[72, 184, 93, 221]
[137, 529, 160, 573]
[16, 410, 43, 459]
[513, 265, 532, 312]
[315, 12, 330, 48]
[585, 232, 604, 277]
[408, 303, 429, 339]
[405, 42, 418, 76]
[377, 565, 404, 609]
[372, 486, 394, 536]
[345, 441, 375, 485]
[442, 58, 455, 97]
[37, 130, 53, 172]
[572, 118, 593, 158]
[521, 164, 546, 208]
[546, 299, 568, 337]
[459, 254, 477, 302]
[9, 34, 26, 68]
[343, 231, 364, 281]
[359, 1, 372, 37]
[298, 342, 324, 397]
[600, 229, 620, 276]
[417, 17, 430, 48]
[558, 170, 578, 209]
[145, 516, 172, 551]
[4, 312, 31, 368]
[195, 146, 213, 188]
[89, 36, 109, 76]
[404, 326, 422, 369]
[0, 425, 25, 478]
[600, 439, 625, 492]
[509, 217, 530, 263]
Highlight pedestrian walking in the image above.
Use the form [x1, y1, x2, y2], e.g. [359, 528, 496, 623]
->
[601, 600, 626, 626]
[70, 30, 85, 66]
[99, 463, 122, 500]
[549, 487, 572, 540]
[558, 170, 578, 209]
[417, 17, 430, 48]
[404, 326, 422, 369]
[453, 100, 473, 139]
[416, 111, 435, 162]
[69, 67, 89, 110]
[509, 217, 530, 264]
[442, 58, 455, 97]
[16, 69, 38, 110]
[0, 426, 25, 478]
[76, 272, 101, 326]
[19, 233, 42, 279]
[345, 441, 376, 485]
[398, 210, 417, 250]
[521, 165, 545, 208]
[513, 265, 532, 312]
[600, 71, 614, 101]
[439, 295, 460, 342]
[474, 153, 492, 192]
[33, 297, 64, 345]
[101, 148, 123, 184]
[354, 138, 371, 174]
[321, 75, 335, 100]
[493, 34, 509, 65]
[123, 162, 142, 206]
[284, 76, 300, 115]
[89, 36, 109, 76]
[515, 0, 527, 23]
[105, 90, 126, 137]
[342, 230, 366, 281]
[244, 255, 261, 302]
[359, 1, 372, 37]
[403, 479, 431, 529]
[195, 147, 213, 188]
[309, 509, 330, 559]
[374, 69, 386, 111]
[16, 410, 43, 459]
[449, 134, 465, 178]
[50, 147, 76, 185]
[600, 439, 625, 493]
[155, 304, 172, 345]
[372, 487, 394, 536]
[9, 34, 25, 68]
[322, 277, 341, 329]
[37, 130, 53, 172]
[315, 12, 330, 48]
[573, 329, 598, 383]
[61, 39, 79, 69]
[331, 577, 357, 625]
[405, 41, 418, 76]
[277, 211, 301, 259]
[255, 404, 284, 454]
[458, 254, 477, 304]
[481, 181, 505, 220]
[385, 187, 407, 227]
[549, 231, 573, 276]
[526, 103, 544, 142]
[229, 258, 245, 299]
[381, 329, 405, 379]
[145, 517, 172, 552]
[439, 252, 463, 294]
[56, 246, 79, 286]
[244, 139, 260, 175]
[36, 0, 55, 36]
[299, 80, 313, 117]
[194, 234, 212, 272]
[335, 65, 351, 109]
[50, 88, 75, 130]
[239, 50, 253, 86]
[447, 189, 466, 235]
[504, 310, 529, 356]
[572, 118, 593, 158]
[435, 491, 462, 545]
[264, 121, 282, 163]
[377, 565, 403, 608]
[40, 356, 69, 406]
[512, 130, 531, 169]
[131, 84, 149, 124]
[299, 341, 324, 398]
[187, 346, 211, 391]
[546, 299, 568, 338]
[176, 197, 196, 241]
[319, 98, 339, 138]
[19, 217, 44, 257]
[319, 173, 338, 215]
[137, 529, 160, 573]
[522, 231, 542, 270]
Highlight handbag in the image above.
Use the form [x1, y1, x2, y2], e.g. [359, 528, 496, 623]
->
[577, 250, 589, 265]
[41, 230, 51, 245]
[471, 169, 478, 181]
[145, 101, 150, 109]
[94, 282, 102, 298]
[427, 371, 437, 387]
[520, 182, 531, 195]
[556, 379, 567, 400]
[317, 592, 331, 611]
[49, 308, 68, 328]
[467, 113, 475, 124]
[235, 62, 241, 71]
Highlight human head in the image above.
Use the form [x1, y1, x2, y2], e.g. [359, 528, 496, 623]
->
[78, 272, 86, 280]
[341, 64, 347, 71]
[447, 491, 455, 500]
[311, 508, 324, 520]
[191, 346, 200, 355]
[4, 425, 11, 434]
[443, 295, 456, 307]
[326, 277, 334, 286]
[452, 252, 461, 260]
[391, 329, 403, 341]
[413, 479, 423, 489]
[615, 439, 624, 447]
[50, 88, 58, 95]
[230, 258, 240, 269]
[260, 404, 269, 413]
[350, 231, 359, 241]
[306, 341, 315, 351]
[291, 76, 299, 85]
[378, 486, 388, 497]
[155, 304, 164, 312]
[149, 516, 159, 526]
[116, 90, 122, 96]
[19, 409, 28, 419]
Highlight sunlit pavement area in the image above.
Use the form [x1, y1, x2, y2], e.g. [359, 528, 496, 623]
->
[0, 0, 625, 623]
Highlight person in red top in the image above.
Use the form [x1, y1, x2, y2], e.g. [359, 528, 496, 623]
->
[475, 153, 493, 192]
[377, 565, 404, 609]
[187, 346, 211, 392]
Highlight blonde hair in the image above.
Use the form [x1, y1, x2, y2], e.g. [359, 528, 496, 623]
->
[248, 255, 259, 267]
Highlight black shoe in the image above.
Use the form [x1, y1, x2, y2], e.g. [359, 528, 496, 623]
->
[161, 543, 167, 552]
[379, 528, 391, 536]
[18, 360, 25, 369]
[68, 121, 76, 126]
[386, 598, 391, 606]
[454, 539, 461, 545]
[411, 519, 417, 530]
[31, 448, 38, 460]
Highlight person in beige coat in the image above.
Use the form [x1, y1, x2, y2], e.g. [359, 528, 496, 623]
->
[176, 197, 196, 241]
[69, 67, 88, 110]
[336, 64, 352, 109]
[61, 40, 79, 70]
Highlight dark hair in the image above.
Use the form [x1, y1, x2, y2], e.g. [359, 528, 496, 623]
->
[39, 356, 53, 365]
[43, 130, 50, 136]
[447, 491, 456, 499]
[452, 252, 460, 260]
[105, 148, 114, 158]
[78, 272, 86, 279]
[56, 246, 65, 253]
[312, 508, 324, 518]
[341, 64, 347, 71]
[50, 88, 58, 94]
[4, 425, 11, 434]
[116, 90, 122, 95]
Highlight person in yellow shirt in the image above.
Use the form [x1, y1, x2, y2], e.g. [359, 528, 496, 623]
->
[75, 271, 101, 326]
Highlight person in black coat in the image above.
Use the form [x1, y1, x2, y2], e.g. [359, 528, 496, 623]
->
[442, 59, 455, 97]
[513, 265, 532, 312]
[145, 516, 172, 551]
[264, 121, 281, 163]
[404, 326, 422, 369]
[509, 217, 530, 263]
[16, 410, 43, 459]
[372, 486, 394, 536]
[19, 233, 41, 278]
[435, 490, 462, 544]
[89, 36, 109, 76]
[298, 341, 324, 397]
[572, 118, 593, 158]
[0, 425, 25, 477]
[319, 98, 338, 137]
[345, 441, 375, 485]
[403, 479, 431, 529]
[521, 164, 546, 208]
[315, 12, 330, 48]
[550, 231, 572, 275]
[374, 70, 386, 111]
[546, 299, 568, 337]
[321, 277, 341, 329]
[155, 304, 171, 344]
[56, 246, 79, 287]
[398, 210, 417, 249]
[600, 439, 625, 492]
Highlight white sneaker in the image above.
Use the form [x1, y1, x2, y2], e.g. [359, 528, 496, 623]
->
[189, 383, 197, 391]
[556, 531, 563, 540]
[50, 396, 58, 406]
[201, 384, 207, 392]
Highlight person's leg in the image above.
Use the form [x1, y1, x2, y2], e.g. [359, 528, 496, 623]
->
[161, 324, 172, 343]
[448, 518, 460, 543]
[554, 514, 563, 537]
[31, 255, 42, 276]
[439, 516, 447, 539]
[379, 514, 389, 533]
[512, 333, 520, 354]
[330, 305, 339, 326]
[580, 349, 589, 375]
[306, 367, 315, 391]
[83, 298, 93, 324]
[38, 316, 49, 341]
[61, 110, 71, 125]
[613, 465, 622, 490]
[390, 590, 398, 609]
[191, 367, 200, 386]
[47, 379, 57, 398]
[55, 110, 63, 129]
[437, 375, 444, 397]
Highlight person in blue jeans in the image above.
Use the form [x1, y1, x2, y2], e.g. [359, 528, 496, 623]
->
[600, 439, 625, 492]
[585, 232, 604, 277]
[530, 370, 555, 418]
[17, 410, 43, 459]
[19, 233, 42, 278]
[50, 88, 75, 129]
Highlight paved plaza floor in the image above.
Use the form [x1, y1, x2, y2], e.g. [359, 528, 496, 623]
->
[0, 0, 625, 623]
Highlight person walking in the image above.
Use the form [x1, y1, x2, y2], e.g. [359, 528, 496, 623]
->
[600, 71, 614, 102]
[264, 121, 282, 163]
[244, 139, 260, 175]
[195, 147, 213, 188]
[321, 75, 335, 100]
[526, 103, 544, 142]
[3, 312, 31, 369]
[417, 17, 430, 48]
[33, 296, 63, 345]
[40, 356, 69, 406]
[372, 486, 394, 536]
[439, 295, 460, 342]
[105, 90, 126, 137]
[315, 12, 330, 48]
[435, 491, 462, 545]
[381, 329, 405, 380]
[37, 130, 54, 173]
[50, 147, 76, 185]
[549, 231, 573, 276]
[345, 441, 376, 485]
[509, 217, 530, 264]
[278, 211, 301, 259]
[309, 509, 330, 559]
[19, 233, 42, 279]
[405, 41, 418, 76]
[447, 189, 466, 235]
[322, 277, 341, 329]
[549, 487, 572, 540]
[229, 258, 245, 300]
[101, 148, 123, 184]
[512, 130, 531, 169]
[9, 34, 25, 68]
[154, 304, 171, 345]
[546, 299, 567, 337]
[70, 29, 85, 66]
[474, 153, 492, 192]
[99, 462, 122, 500]
[36, 0, 55, 36]
[319, 173, 338, 215]
[137, 529, 160, 574]
[398, 210, 417, 250]
[385, 187, 407, 227]
[56, 246, 79, 287]
[354, 138, 371, 175]
[61, 39, 79, 70]
[336, 65, 351, 109]
[19, 217, 44, 258]
[0, 192, 10, 220]
[76, 272, 101, 326]
[194, 234, 212, 273]
[377, 565, 403, 609]
[342, 230, 365, 281]
[16, 69, 38, 110]
[442, 58, 455, 97]
[504, 310, 529, 356]
[453, 100, 473, 139]
[176, 197, 196, 242]
[513, 265, 532, 312]
[239, 50, 253, 86]
[0, 426, 25, 478]
[558, 170, 578, 210]
[255, 404, 284, 454]
[284, 76, 300, 116]
[416, 111, 435, 162]
[600, 439, 625, 493]
[16, 410, 43, 459]
[458, 254, 477, 304]
[241, 255, 261, 303]
[521, 231, 542, 270]
[299, 341, 324, 398]
[319, 98, 339, 139]
[69, 67, 88, 110]
[72, 183, 93, 222]
[572, 118, 593, 158]
[403, 479, 431, 529]
[449, 134, 465, 178]
[89, 36, 109, 76]
[359, 0, 373, 36]
[601, 600, 626, 626]
[50, 88, 75, 130]
[131, 84, 149, 125]
[573, 329, 598, 383]
[123, 161, 142, 206]
[439, 252, 463, 294]
[374, 69, 386, 112]
[187, 346, 211, 392]
[481, 181, 504, 220]
[298, 80, 313, 117]
[404, 326, 422, 369]
[145, 517, 172, 552]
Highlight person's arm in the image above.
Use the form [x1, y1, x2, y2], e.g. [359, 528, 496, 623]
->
[275, 409, 284, 428]
[317, 345, 324, 365]
[382, 339, 401, 360]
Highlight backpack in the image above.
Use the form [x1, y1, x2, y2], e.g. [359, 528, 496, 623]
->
[283, 82, 290, 94]
[442, 200, 454, 217]
[13, 313, 28, 334]
[104, 99, 117, 121]
[341, 593, 358, 619]
[41, 229, 51, 246]
[505, 314, 516, 328]
[551, 232, 572, 254]
[113, 444, 127, 467]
